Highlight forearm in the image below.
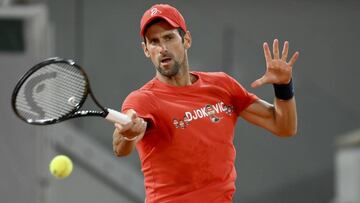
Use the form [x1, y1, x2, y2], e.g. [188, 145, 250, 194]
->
[240, 97, 297, 137]
[112, 111, 147, 157]
[273, 97, 297, 136]
[113, 129, 141, 156]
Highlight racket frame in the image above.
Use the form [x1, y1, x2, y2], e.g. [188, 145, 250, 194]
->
[11, 57, 109, 125]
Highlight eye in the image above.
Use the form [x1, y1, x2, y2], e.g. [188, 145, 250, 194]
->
[149, 39, 159, 45]
[164, 35, 173, 41]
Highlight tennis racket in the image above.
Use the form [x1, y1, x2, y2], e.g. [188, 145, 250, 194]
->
[11, 57, 131, 125]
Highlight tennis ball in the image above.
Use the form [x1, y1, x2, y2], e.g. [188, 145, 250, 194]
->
[49, 155, 73, 179]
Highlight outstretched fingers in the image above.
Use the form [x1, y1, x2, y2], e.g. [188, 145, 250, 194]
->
[263, 42, 272, 65]
[256, 40, 299, 88]
[273, 39, 280, 60]
[281, 41, 289, 61]
[288, 51, 299, 67]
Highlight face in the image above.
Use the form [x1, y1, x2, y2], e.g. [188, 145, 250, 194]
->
[142, 21, 191, 78]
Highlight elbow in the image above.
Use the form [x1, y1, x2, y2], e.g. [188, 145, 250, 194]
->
[275, 127, 297, 137]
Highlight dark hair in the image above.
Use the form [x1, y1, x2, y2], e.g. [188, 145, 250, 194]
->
[143, 19, 186, 44]
[177, 28, 186, 42]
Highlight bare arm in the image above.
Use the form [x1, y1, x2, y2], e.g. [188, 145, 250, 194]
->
[242, 39, 299, 137]
[240, 98, 297, 136]
[113, 109, 147, 156]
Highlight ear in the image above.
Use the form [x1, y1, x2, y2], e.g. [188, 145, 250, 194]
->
[184, 31, 192, 50]
[141, 42, 150, 58]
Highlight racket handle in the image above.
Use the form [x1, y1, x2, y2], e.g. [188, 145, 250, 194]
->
[105, 108, 131, 124]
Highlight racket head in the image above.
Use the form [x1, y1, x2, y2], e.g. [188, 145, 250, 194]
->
[11, 57, 90, 125]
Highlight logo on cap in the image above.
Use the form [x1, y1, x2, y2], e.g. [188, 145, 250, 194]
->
[150, 7, 161, 16]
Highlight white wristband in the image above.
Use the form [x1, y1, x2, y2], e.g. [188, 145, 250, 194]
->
[122, 135, 138, 141]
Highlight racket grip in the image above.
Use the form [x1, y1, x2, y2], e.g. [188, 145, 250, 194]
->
[105, 108, 132, 124]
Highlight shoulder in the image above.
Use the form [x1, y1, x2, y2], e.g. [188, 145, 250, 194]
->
[128, 79, 157, 98]
[192, 71, 232, 83]
[194, 71, 253, 96]
[122, 80, 157, 110]
[193, 71, 237, 86]
[193, 71, 228, 78]
[125, 88, 154, 104]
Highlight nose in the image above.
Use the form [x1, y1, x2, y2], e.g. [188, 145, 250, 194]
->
[159, 42, 168, 54]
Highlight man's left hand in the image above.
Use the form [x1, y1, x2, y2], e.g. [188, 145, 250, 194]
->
[251, 39, 299, 88]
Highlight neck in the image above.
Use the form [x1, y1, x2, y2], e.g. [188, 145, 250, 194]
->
[156, 68, 195, 87]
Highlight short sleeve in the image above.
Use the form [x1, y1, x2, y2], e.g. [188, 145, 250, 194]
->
[121, 90, 157, 128]
[222, 73, 258, 115]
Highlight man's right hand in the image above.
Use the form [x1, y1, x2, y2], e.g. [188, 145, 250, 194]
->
[114, 109, 147, 140]
[113, 109, 147, 156]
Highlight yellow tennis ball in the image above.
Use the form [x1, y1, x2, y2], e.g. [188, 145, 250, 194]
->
[49, 155, 73, 179]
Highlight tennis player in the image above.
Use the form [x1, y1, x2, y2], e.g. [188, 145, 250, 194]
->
[113, 4, 299, 203]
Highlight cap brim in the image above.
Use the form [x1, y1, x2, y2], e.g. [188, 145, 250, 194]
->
[141, 16, 179, 37]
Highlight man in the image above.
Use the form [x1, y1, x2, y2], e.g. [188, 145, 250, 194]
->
[113, 4, 299, 203]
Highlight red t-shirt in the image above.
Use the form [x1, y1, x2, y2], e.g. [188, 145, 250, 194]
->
[122, 71, 258, 203]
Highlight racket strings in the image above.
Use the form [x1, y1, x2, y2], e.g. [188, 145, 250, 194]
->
[15, 63, 87, 122]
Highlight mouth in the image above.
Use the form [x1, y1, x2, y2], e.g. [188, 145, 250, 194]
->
[160, 57, 173, 66]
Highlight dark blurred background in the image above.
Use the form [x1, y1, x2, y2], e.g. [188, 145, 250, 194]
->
[1, 0, 360, 202]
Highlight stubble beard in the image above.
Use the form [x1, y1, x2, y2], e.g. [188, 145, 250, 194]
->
[156, 60, 181, 77]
